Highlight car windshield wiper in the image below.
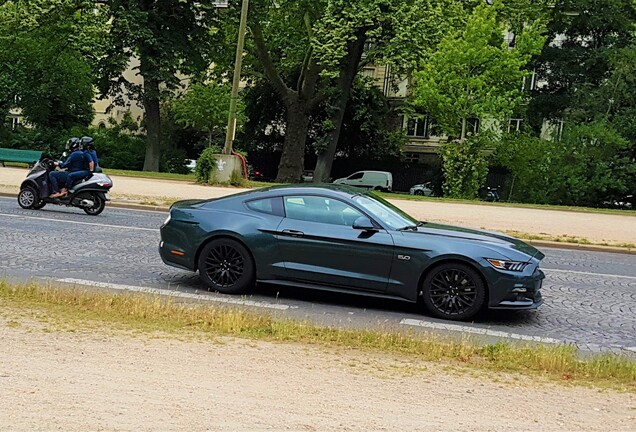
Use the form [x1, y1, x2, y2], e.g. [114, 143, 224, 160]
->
[397, 225, 418, 231]
[417, 221, 427, 226]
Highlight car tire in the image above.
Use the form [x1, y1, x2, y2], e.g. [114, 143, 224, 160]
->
[198, 238, 255, 294]
[421, 263, 486, 321]
[32, 200, 47, 210]
[414, 190, 424, 196]
[18, 187, 37, 209]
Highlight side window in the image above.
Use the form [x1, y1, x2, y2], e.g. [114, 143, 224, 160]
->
[245, 197, 283, 216]
[347, 172, 363, 180]
[283, 196, 363, 226]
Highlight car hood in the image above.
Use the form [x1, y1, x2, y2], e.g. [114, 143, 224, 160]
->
[412, 222, 545, 261]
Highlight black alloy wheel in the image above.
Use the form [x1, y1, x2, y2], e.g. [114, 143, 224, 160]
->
[422, 263, 485, 320]
[198, 238, 255, 294]
[18, 187, 37, 209]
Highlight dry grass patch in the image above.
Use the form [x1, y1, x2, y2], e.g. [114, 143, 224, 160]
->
[1, 280, 635, 391]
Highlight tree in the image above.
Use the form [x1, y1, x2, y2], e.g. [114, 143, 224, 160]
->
[171, 82, 234, 148]
[411, 3, 545, 141]
[96, 0, 218, 171]
[311, 0, 468, 182]
[529, 0, 636, 128]
[0, 0, 103, 132]
[213, 0, 466, 182]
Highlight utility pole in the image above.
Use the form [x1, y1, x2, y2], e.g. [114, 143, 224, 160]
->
[223, 0, 249, 155]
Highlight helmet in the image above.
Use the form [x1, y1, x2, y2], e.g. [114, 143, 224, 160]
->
[66, 137, 81, 151]
[80, 136, 95, 150]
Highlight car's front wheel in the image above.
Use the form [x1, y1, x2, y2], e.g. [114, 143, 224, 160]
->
[414, 189, 425, 196]
[421, 263, 486, 321]
[198, 238, 255, 294]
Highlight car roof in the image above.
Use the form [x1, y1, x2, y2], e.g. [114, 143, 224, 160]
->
[207, 184, 371, 204]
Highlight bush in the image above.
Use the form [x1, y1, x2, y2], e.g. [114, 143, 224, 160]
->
[195, 146, 221, 184]
[439, 135, 491, 199]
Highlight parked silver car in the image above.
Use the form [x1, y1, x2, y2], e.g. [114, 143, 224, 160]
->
[409, 182, 434, 196]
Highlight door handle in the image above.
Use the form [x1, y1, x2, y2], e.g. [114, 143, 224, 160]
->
[282, 229, 304, 237]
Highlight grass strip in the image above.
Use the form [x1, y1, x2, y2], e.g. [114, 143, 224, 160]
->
[1, 280, 635, 391]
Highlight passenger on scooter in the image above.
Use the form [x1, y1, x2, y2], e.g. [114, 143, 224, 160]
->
[81, 136, 100, 172]
[49, 138, 90, 198]
[63, 136, 97, 191]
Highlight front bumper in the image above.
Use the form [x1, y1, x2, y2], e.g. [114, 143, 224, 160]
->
[487, 266, 545, 310]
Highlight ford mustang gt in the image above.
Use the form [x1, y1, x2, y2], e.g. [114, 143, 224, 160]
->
[159, 185, 545, 321]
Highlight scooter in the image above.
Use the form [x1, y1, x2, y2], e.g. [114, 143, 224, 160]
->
[485, 185, 501, 202]
[17, 158, 113, 216]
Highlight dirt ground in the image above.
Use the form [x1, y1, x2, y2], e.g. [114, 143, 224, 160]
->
[1, 319, 635, 432]
[2, 166, 636, 245]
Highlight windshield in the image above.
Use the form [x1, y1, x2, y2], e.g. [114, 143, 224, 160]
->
[352, 193, 419, 230]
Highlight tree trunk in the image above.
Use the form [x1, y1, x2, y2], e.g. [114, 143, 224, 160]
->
[276, 102, 309, 183]
[142, 89, 161, 172]
[140, 51, 161, 172]
[460, 117, 467, 142]
[313, 33, 366, 183]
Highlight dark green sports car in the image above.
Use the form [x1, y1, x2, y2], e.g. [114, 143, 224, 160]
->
[159, 185, 545, 321]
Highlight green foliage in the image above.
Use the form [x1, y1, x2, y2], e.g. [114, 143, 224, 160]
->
[195, 146, 221, 184]
[170, 82, 235, 147]
[529, 0, 636, 127]
[229, 168, 246, 187]
[439, 136, 491, 199]
[494, 122, 636, 206]
[0, 0, 103, 131]
[411, 3, 545, 139]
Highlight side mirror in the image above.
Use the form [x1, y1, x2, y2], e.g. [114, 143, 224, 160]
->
[352, 216, 376, 231]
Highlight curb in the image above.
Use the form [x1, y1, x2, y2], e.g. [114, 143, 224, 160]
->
[2, 191, 635, 255]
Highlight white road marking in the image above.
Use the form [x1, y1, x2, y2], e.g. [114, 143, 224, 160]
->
[55, 278, 293, 310]
[0, 212, 157, 232]
[400, 318, 564, 344]
[542, 268, 636, 281]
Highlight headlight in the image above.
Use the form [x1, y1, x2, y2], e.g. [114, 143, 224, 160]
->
[486, 258, 528, 272]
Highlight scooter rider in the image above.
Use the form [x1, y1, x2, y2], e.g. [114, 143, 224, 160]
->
[49, 138, 90, 198]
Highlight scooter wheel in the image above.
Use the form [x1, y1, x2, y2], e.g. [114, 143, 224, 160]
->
[82, 193, 105, 216]
[18, 187, 37, 209]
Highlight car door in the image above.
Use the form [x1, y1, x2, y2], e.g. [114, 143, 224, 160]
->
[345, 172, 364, 187]
[276, 195, 394, 292]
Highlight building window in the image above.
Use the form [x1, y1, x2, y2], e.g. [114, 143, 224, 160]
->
[11, 117, 20, 129]
[522, 70, 537, 91]
[508, 118, 522, 133]
[466, 118, 480, 135]
[98, 122, 106, 129]
[404, 152, 421, 163]
[403, 114, 440, 138]
[505, 31, 516, 49]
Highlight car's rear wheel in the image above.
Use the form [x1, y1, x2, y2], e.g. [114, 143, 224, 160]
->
[421, 263, 486, 321]
[414, 190, 425, 196]
[198, 238, 255, 294]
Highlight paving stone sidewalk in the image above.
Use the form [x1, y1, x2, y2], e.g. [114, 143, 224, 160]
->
[1, 166, 635, 245]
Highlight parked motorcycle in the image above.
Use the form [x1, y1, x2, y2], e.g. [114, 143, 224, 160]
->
[17, 158, 113, 215]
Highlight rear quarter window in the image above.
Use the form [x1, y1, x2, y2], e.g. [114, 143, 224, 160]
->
[245, 197, 284, 216]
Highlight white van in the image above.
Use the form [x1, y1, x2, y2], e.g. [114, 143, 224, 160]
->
[333, 170, 393, 191]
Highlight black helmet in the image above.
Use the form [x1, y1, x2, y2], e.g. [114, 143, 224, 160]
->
[66, 137, 81, 151]
[80, 136, 95, 150]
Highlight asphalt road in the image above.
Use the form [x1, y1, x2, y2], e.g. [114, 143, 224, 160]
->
[1, 196, 635, 355]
